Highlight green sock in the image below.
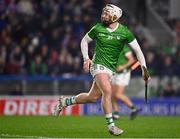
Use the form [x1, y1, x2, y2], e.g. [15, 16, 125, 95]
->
[113, 111, 119, 115]
[65, 97, 76, 106]
[130, 106, 136, 111]
[105, 113, 115, 127]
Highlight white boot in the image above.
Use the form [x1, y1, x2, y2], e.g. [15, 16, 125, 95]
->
[53, 96, 65, 116]
[108, 125, 124, 136]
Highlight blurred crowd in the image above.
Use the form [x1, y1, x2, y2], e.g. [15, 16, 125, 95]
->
[0, 0, 103, 76]
[0, 0, 179, 78]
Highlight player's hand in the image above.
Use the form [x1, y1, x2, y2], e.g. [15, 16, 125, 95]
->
[131, 61, 140, 71]
[83, 59, 92, 73]
[116, 65, 126, 73]
[142, 66, 150, 83]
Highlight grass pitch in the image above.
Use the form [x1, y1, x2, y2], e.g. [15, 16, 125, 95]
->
[0, 116, 180, 138]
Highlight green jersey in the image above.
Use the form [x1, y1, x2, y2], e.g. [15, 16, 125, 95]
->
[116, 45, 131, 67]
[88, 23, 135, 72]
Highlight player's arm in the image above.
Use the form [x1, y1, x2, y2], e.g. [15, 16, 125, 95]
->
[131, 61, 140, 71]
[81, 34, 93, 73]
[128, 39, 150, 82]
[116, 52, 136, 73]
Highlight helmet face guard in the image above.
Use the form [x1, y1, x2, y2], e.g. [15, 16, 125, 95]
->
[101, 4, 122, 26]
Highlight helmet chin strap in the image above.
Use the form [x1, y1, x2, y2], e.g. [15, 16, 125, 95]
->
[111, 15, 118, 22]
[101, 16, 117, 27]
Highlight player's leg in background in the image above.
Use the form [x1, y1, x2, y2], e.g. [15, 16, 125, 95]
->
[112, 85, 131, 119]
[112, 97, 120, 119]
[112, 84, 133, 109]
[94, 73, 123, 135]
[112, 93, 120, 120]
[112, 84, 140, 120]
[111, 71, 140, 120]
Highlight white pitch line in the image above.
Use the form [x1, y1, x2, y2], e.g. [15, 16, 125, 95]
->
[0, 133, 52, 138]
[1, 134, 179, 139]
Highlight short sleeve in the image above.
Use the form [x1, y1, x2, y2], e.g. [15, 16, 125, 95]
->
[126, 28, 135, 43]
[123, 45, 131, 54]
[87, 24, 98, 40]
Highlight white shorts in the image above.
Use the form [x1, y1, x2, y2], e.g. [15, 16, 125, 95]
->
[111, 70, 131, 86]
[90, 64, 114, 78]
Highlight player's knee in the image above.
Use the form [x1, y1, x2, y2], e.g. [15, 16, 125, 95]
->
[102, 90, 112, 100]
[102, 89, 112, 96]
[88, 95, 99, 103]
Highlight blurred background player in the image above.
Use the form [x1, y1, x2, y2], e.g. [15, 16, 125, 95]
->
[54, 4, 150, 136]
[111, 45, 140, 120]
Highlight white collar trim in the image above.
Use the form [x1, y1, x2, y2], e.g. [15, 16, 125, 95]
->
[106, 23, 119, 32]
